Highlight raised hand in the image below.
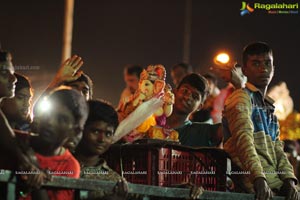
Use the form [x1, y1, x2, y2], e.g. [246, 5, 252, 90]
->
[54, 55, 83, 84]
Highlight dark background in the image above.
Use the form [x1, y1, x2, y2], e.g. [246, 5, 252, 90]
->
[1, 0, 299, 110]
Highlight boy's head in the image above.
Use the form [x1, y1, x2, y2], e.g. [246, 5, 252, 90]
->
[32, 87, 88, 153]
[124, 64, 143, 94]
[78, 99, 119, 156]
[64, 72, 93, 100]
[1, 73, 33, 123]
[0, 50, 16, 99]
[242, 42, 274, 89]
[175, 73, 209, 115]
[171, 63, 193, 87]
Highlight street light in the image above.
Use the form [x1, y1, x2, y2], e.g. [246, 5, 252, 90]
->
[214, 53, 230, 64]
[213, 52, 232, 69]
[211, 52, 247, 88]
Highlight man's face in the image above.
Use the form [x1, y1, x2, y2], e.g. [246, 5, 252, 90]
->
[174, 83, 202, 115]
[243, 53, 274, 89]
[67, 81, 90, 100]
[171, 67, 187, 87]
[1, 87, 32, 122]
[82, 120, 114, 155]
[32, 101, 79, 151]
[0, 61, 16, 98]
[124, 73, 139, 94]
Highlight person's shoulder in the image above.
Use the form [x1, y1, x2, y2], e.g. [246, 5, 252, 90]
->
[228, 88, 249, 99]
[225, 88, 251, 106]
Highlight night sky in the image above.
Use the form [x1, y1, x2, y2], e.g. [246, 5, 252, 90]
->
[1, 0, 299, 110]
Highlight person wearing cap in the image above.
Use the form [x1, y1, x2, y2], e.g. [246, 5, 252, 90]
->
[166, 73, 223, 147]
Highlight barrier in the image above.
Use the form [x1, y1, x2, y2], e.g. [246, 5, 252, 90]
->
[0, 170, 289, 200]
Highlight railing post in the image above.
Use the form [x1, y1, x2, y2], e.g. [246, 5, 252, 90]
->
[7, 182, 16, 200]
[142, 195, 150, 200]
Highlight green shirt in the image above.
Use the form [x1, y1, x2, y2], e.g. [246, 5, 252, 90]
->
[175, 120, 221, 147]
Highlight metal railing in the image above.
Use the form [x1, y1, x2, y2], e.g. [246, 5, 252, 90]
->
[0, 169, 289, 200]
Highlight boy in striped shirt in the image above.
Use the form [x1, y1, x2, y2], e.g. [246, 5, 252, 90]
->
[223, 42, 298, 200]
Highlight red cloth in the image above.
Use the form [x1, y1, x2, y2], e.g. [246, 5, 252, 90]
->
[20, 149, 80, 200]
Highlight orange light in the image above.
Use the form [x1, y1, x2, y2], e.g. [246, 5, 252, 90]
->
[215, 53, 230, 64]
[212, 52, 232, 70]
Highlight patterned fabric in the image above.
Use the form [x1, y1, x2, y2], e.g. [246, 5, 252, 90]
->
[80, 158, 142, 200]
[80, 158, 122, 199]
[249, 90, 278, 141]
[223, 82, 297, 193]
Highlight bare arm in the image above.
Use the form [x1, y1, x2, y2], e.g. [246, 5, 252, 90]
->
[0, 109, 28, 168]
[0, 110, 47, 189]
[45, 55, 83, 93]
[33, 55, 84, 112]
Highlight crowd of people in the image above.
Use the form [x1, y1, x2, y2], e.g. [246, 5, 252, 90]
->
[0, 41, 299, 200]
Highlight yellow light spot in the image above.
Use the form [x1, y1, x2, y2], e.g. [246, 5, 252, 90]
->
[215, 53, 230, 64]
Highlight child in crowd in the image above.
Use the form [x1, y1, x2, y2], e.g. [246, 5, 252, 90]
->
[22, 88, 88, 199]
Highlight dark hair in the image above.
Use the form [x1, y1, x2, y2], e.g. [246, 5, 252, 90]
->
[125, 64, 143, 78]
[14, 73, 33, 93]
[48, 88, 88, 129]
[64, 72, 93, 99]
[85, 99, 119, 130]
[171, 63, 193, 73]
[242, 42, 273, 66]
[0, 50, 12, 62]
[203, 73, 218, 86]
[177, 73, 209, 103]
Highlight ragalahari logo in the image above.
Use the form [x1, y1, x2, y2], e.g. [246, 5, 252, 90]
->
[240, 2, 254, 16]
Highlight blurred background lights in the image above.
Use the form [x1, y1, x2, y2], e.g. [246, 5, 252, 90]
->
[215, 53, 230, 64]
